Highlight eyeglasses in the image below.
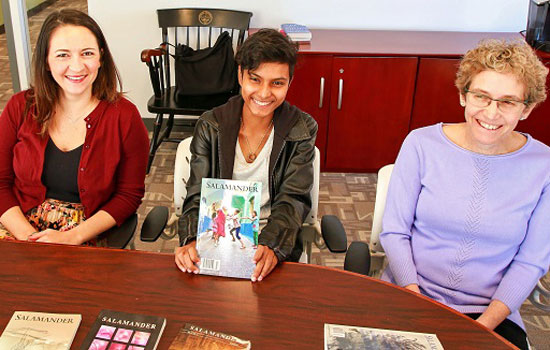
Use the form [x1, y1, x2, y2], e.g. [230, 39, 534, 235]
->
[464, 88, 528, 114]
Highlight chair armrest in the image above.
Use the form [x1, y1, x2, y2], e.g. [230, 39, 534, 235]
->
[140, 206, 169, 242]
[140, 45, 167, 98]
[344, 241, 371, 276]
[320, 215, 347, 253]
[140, 47, 164, 64]
[528, 280, 550, 312]
[101, 213, 138, 249]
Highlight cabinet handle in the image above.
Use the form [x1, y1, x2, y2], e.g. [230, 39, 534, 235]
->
[319, 77, 325, 108]
[337, 78, 344, 110]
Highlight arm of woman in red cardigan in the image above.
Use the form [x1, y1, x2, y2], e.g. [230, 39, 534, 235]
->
[29, 210, 116, 244]
[0, 207, 38, 240]
[0, 94, 38, 240]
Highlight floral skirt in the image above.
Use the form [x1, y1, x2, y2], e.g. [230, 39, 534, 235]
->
[0, 198, 104, 246]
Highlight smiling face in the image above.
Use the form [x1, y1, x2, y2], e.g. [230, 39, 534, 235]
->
[47, 25, 101, 101]
[460, 70, 534, 154]
[238, 62, 290, 121]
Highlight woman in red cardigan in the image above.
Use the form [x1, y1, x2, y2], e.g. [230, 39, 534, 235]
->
[0, 10, 148, 245]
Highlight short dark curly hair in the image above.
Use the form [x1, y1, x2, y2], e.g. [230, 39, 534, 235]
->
[235, 28, 298, 79]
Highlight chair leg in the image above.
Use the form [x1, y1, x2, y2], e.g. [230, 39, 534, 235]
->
[165, 114, 175, 140]
[147, 113, 164, 173]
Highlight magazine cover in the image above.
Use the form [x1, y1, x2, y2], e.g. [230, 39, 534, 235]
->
[197, 178, 262, 279]
[80, 310, 166, 350]
[168, 323, 251, 350]
[0, 311, 81, 350]
[324, 323, 444, 350]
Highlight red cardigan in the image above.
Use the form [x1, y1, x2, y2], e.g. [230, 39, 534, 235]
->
[0, 91, 149, 225]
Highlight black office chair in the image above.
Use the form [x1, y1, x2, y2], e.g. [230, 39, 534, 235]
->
[98, 213, 138, 249]
[140, 8, 253, 173]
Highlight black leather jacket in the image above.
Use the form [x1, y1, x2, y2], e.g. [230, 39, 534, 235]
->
[178, 95, 318, 262]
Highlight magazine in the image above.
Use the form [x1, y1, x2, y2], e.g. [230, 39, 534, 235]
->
[0, 311, 81, 350]
[80, 310, 166, 350]
[196, 178, 262, 279]
[324, 323, 444, 350]
[168, 323, 251, 350]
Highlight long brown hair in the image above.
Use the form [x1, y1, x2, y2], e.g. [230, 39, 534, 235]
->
[26, 9, 122, 134]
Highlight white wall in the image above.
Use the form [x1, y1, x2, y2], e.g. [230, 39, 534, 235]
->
[88, 0, 529, 119]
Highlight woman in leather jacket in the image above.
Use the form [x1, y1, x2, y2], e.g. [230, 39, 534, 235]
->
[175, 29, 318, 282]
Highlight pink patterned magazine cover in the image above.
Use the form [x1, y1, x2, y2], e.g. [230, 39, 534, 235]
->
[80, 310, 166, 350]
[196, 178, 262, 279]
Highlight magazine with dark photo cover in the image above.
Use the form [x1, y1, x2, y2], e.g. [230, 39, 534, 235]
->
[168, 323, 251, 350]
[0, 311, 81, 350]
[196, 178, 262, 279]
[324, 323, 444, 350]
[80, 310, 166, 350]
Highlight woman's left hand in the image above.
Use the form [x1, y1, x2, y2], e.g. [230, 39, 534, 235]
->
[475, 300, 511, 331]
[28, 229, 79, 245]
[252, 245, 278, 282]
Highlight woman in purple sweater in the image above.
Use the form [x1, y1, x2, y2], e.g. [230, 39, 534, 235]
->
[380, 40, 550, 350]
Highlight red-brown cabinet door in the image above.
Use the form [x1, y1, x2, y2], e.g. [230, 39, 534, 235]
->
[517, 59, 550, 146]
[285, 55, 333, 169]
[325, 57, 417, 172]
[410, 58, 464, 130]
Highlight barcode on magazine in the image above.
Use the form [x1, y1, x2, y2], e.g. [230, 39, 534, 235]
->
[201, 258, 221, 271]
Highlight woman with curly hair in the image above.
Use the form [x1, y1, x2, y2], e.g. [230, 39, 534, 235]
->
[380, 40, 550, 349]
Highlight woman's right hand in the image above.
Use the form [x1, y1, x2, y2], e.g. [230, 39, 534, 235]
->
[174, 240, 200, 274]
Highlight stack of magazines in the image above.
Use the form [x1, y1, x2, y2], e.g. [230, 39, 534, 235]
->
[280, 23, 312, 42]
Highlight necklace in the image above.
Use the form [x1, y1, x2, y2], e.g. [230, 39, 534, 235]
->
[241, 118, 273, 162]
[58, 99, 99, 126]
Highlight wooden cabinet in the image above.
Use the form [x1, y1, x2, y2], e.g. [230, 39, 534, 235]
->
[517, 59, 550, 146]
[325, 57, 417, 172]
[286, 55, 333, 167]
[282, 29, 550, 172]
[410, 58, 464, 130]
[287, 55, 417, 171]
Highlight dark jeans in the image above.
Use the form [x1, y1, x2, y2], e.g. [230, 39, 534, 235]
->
[465, 313, 528, 350]
[231, 227, 241, 240]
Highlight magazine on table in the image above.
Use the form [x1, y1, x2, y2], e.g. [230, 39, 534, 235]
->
[324, 323, 444, 350]
[0, 311, 81, 350]
[80, 309, 166, 350]
[168, 323, 251, 349]
[196, 178, 262, 279]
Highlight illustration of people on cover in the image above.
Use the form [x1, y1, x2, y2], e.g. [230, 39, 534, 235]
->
[241, 210, 259, 249]
[198, 199, 213, 237]
[196, 179, 262, 278]
[211, 204, 227, 247]
[228, 209, 246, 249]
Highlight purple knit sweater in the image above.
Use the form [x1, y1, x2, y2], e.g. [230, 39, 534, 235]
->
[380, 123, 550, 329]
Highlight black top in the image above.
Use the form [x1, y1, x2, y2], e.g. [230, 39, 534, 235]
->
[41, 138, 83, 203]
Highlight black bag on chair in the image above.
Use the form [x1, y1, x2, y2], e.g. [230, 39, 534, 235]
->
[174, 31, 238, 96]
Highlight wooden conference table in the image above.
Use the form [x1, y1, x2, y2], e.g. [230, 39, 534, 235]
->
[0, 241, 515, 349]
